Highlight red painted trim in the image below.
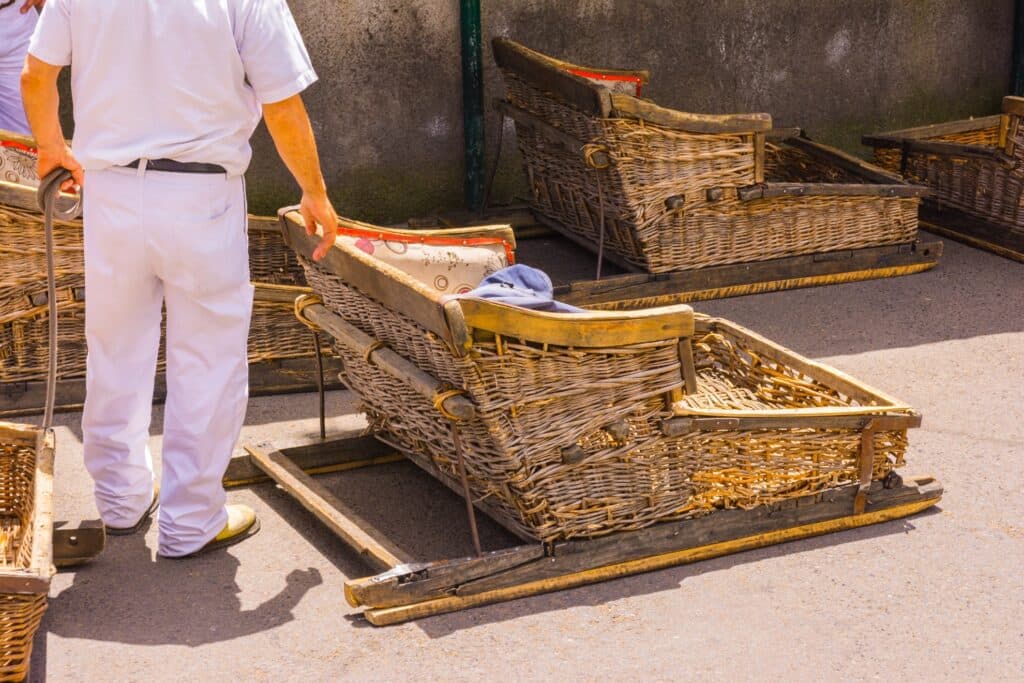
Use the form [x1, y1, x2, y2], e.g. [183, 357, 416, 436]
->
[566, 68, 643, 97]
[1, 140, 36, 154]
[337, 224, 516, 264]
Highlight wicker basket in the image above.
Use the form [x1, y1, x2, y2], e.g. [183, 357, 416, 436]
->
[282, 210, 920, 543]
[0, 153, 318, 383]
[864, 98, 1024, 257]
[0, 422, 54, 682]
[494, 39, 923, 273]
[0, 283, 317, 383]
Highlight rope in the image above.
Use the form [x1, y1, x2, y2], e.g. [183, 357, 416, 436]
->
[37, 168, 82, 432]
[293, 293, 323, 331]
[433, 388, 468, 422]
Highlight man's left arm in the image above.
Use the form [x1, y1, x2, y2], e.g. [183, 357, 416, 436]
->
[20, 0, 45, 13]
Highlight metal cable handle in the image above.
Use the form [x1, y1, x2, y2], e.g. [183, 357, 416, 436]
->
[36, 169, 82, 431]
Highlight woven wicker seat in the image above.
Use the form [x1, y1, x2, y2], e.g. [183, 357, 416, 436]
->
[282, 210, 920, 543]
[494, 39, 925, 274]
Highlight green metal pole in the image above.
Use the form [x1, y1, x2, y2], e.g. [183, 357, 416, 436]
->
[459, 0, 485, 212]
[1014, 0, 1024, 95]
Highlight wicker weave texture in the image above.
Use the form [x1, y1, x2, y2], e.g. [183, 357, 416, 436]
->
[872, 121, 1023, 235]
[0, 293, 316, 383]
[501, 71, 919, 273]
[302, 256, 908, 542]
[0, 204, 317, 382]
[0, 441, 49, 682]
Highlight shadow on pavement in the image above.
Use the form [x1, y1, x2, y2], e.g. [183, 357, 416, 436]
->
[37, 518, 323, 650]
[521, 230, 1024, 358]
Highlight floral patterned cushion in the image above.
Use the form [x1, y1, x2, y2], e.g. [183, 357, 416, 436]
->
[0, 140, 38, 187]
[336, 226, 514, 294]
[566, 68, 643, 97]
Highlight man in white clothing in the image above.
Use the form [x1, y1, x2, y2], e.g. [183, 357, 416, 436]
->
[21, 0, 339, 557]
[0, 1, 43, 134]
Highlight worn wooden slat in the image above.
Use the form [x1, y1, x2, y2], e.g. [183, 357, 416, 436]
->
[458, 297, 694, 348]
[862, 115, 1002, 147]
[609, 92, 772, 133]
[345, 544, 545, 609]
[554, 241, 943, 308]
[302, 303, 476, 420]
[246, 443, 412, 571]
[28, 429, 54, 580]
[0, 422, 41, 447]
[899, 138, 1001, 161]
[920, 206, 1024, 261]
[661, 411, 920, 435]
[359, 479, 941, 623]
[452, 477, 941, 597]
[783, 136, 907, 184]
[1002, 96, 1024, 117]
[279, 210, 459, 345]
[737, 182, 928, 200]
[223, 435, 400, 487]
[0, 357, 344, 419]
[753, 132, 766, 183]
[492, 38, 613, 117]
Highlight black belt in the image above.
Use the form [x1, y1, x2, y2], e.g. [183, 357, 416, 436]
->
[125, 158, 226, 174]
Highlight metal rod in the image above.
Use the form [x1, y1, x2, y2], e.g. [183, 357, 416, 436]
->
[312, 331, 326, 440]
[459, 0, 486, 211]
[450, 422, 483, 556]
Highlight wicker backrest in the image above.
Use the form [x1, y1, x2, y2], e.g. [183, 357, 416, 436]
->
[279, 209, 695, 350]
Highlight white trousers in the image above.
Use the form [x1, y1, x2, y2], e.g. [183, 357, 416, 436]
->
[82, 165, 253, 557]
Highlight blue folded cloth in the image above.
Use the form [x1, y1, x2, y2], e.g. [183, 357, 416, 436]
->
[461, 264, 585, 313]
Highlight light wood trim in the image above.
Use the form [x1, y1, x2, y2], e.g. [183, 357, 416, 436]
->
[29, 430, 55, 581]
[0, 422, 42, 447]
[492, 38, 614, 117]
[279, 210, 457, 343]
[458, 297, 694, 348]
[362, 495, 940, 625]
[609, 92, 772, 133]
[1001, 95, 1024, 117]
[0, 179, 78, 214]
[0, 128, 38, 148]
[863, 114, 1002, 147]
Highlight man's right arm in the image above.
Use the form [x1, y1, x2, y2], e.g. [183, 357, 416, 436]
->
[21, 53, 83, 188]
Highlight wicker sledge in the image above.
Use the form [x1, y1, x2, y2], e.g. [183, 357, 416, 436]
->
[251, 210, 942, 624]
[0, 133, 330, 410]
[863, 96, 1024, 262]
[491, 39, 938, 298]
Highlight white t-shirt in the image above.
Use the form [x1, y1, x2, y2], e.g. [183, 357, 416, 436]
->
[0, 5, 38, 69]
[29, 0, 317, 176]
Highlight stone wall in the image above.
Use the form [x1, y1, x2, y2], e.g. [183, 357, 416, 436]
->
[242, 0, 1014, 221]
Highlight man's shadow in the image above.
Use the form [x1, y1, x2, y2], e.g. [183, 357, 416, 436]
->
[38, 518, 322, 647]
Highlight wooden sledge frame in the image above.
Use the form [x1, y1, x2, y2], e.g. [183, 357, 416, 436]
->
[227, 434, 941, 626]
[222, 302, 943, 626]
[863, 111, 1024, 262]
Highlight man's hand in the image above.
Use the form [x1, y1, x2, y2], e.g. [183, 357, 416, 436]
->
[37, 143, 83, 192]
[300, 192, 338, 261]
[20, 0, 45, 12]
[262, 94, 337, 260]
